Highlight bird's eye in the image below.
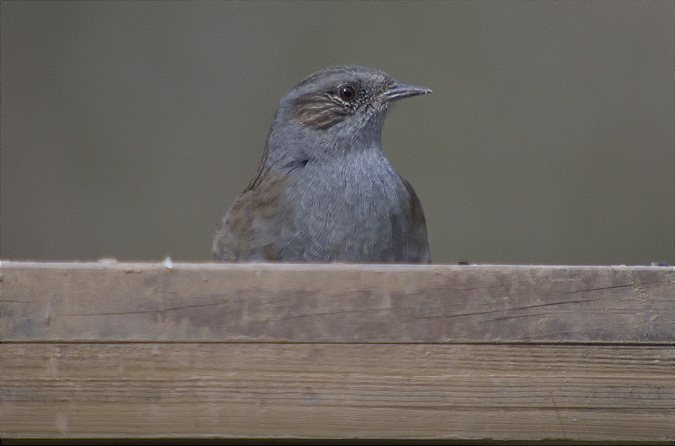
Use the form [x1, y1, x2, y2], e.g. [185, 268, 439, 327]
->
[338, 85, 356, 102]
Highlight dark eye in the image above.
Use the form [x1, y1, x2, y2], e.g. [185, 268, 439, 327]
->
[338, 85, 356, 102]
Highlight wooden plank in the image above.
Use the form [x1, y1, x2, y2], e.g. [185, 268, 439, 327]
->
[1, 262, 672, 442]
[1, 261, 673, 343]
[1, 343, 672, 441]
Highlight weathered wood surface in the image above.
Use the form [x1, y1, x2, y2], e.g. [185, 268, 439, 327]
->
[1, 261, 673, 443]
[2, 343, 672, 441]
[1, 262, 672, 343]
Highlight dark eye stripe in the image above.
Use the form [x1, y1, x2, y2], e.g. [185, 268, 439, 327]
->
[292, 92, 350, 130]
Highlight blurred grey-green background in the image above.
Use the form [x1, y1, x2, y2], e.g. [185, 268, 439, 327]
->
[2, 1, 673, 265]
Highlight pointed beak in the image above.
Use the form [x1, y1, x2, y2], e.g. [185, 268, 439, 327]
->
[382, 82, 432, 102]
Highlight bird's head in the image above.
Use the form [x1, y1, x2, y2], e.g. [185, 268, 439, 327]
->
[264, 66, 431, 167]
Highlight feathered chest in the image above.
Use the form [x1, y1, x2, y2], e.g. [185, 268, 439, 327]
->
[285, 153, 408, 227]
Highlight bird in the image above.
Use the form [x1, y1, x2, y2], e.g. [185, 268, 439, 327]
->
[213, 65, 431, 263]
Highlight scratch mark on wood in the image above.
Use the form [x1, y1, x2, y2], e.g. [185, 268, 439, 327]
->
[567, 284, 634, 294]
[550, 390, 568, 440]
[411, 298, 602, 320]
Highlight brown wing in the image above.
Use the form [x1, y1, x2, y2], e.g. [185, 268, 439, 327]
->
[212, 167, 294, 261]
[400, 178, 431, 263]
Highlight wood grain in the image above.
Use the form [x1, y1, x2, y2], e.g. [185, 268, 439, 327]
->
[1, 261, 673, 442]
[1, 343, 672, 441]
[1, 262, 672, 343]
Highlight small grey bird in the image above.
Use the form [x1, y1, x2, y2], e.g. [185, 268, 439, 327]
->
[213, 65, 431, 263]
